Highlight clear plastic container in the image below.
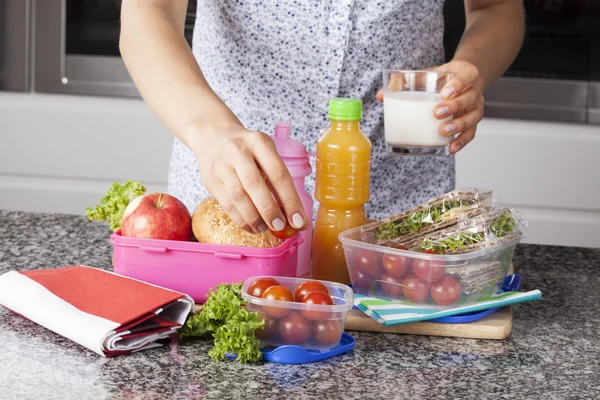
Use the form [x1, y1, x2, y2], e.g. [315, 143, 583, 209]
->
[339, 225, 521, 308]
[241, 276, 354, 350]
[111, 231, 300, 303]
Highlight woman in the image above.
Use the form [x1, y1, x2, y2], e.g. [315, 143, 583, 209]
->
[119, 0, 524, 236]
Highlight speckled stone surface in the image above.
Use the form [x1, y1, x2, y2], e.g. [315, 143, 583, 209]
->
[1, 210, 599, 400]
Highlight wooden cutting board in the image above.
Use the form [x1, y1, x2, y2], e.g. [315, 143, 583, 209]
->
[193, 264, 515, 340]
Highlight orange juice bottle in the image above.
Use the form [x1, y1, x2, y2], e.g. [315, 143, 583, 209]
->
[311, 98, 372, 284]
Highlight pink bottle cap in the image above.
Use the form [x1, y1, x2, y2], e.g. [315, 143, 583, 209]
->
[272, 122, 310, 158]
[272, 122, 313, 177]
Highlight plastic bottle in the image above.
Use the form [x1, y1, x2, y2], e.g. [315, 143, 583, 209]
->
[272, 122, 314, 277]
[311, 99, 372, 284]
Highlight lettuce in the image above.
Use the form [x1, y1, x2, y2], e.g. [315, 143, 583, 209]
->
[376, 200, 468, 240]
[416, 211, 517, 254]
[179, 282, 264, 363]
[85, 180, 146, 231]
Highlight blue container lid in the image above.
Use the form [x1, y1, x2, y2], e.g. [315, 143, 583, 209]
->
[226, 333, 356, 364]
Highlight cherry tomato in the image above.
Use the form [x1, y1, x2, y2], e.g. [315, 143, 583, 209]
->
[278, 312, 312, 345]
[412, 251, 445, 283]
[401, 273, 431, 303]
[354, 249, 382, 277]
[301, 291, 334, 321]
[380, 273, 404, 298]
[350, 268, 373, 292]
[247, 277, 280, 298]
[261, 285, 294, 318]
[255, 314, 278, 341]
[294, 280, 328, 302]
[382, 250, 412, 279]
[269, 223, 298, 240]
[430, 276, 462, 306]
[313, 319, 342, 346]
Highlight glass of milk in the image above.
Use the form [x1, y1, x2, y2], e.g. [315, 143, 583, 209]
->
[382, 70, 456, 156]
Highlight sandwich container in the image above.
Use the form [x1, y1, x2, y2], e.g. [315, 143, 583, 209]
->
[340, 191, 529, 309]
[241, 276, 354, 351]
[111, 231, 300, 303]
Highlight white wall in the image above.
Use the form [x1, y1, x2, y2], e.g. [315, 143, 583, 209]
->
[455, 118, 600, 248]
[2, 92, 599, 248]
[0, 92, 172, 215]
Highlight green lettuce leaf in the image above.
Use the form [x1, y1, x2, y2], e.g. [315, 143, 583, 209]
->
[178, 282, 264, 363]
[416, 211, 517, 254]
[376, 200, 469, 240]
[85, 180, 146, 231]
[208, 309, 264, 363]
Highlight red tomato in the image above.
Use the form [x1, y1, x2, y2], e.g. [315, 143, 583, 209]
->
[401, 273, 431, 303]
[301, 291, 334, 321]
[261, 285, 294, 318]
[350, 268, 373, 292]
[430, 276, 462, 306]
[255, 314, 278, 341]
[247, 277, 280, 298]
[412, 251, 445, 283]
[380, 273, 404, 298]
[382, 251, 412, 279]
[269, 223, 298, 240]
[354, 249, 382, 277]
[313, 319, 342, 346]
[278, 312, 312, 345]
[294, 280, 329, 302]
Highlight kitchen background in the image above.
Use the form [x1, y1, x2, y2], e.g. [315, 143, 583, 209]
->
[1, 0, 598, 248]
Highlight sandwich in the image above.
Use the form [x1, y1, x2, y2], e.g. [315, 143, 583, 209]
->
[405, 208, 527, 255]
[445, 261, 507, 295]
[404, 208, 527, 295]
[360, 188, 496, 247]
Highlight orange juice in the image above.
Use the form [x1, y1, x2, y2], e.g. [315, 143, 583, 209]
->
[311, 98, 372, 284]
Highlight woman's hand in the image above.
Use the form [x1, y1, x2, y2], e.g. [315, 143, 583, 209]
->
[191, 125, 308, 234]
[430, 60, 484, 154]
[376, 60, 484, 154]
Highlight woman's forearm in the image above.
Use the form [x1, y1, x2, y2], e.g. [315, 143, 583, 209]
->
[119, 0, 242, 151]
[452, 0, 525, 89]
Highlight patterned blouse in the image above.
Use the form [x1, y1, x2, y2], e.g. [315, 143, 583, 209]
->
[168, 0, 454, 221]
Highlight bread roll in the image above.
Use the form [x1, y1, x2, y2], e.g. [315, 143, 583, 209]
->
[192, 197, 283, 248]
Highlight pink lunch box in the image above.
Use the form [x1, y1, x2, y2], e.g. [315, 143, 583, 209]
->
[111, 230, 300, 303]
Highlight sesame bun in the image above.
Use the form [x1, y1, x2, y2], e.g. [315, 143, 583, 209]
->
[191, 197, 283, 248]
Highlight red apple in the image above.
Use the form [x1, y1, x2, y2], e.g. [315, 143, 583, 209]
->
[121, 192, 191, 241]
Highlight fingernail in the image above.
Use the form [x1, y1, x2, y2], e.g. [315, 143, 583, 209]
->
[445, 123, 456, 134]
[436, 106, 449, 117]
[441, 87, 454, 99]
[272, 218, 285, 231]
[292, 213, 304, 229]
[455, 144, 462, 152]
[258, 223, 268, 232]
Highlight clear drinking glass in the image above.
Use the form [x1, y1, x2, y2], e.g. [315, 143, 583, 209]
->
[382, 70, 456, 156]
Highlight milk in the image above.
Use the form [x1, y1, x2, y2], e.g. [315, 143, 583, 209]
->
[383, 91, 452, 148]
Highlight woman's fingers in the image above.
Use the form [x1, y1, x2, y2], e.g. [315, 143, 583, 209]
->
[449, 125, 477, 154]
[440, 103, 484, 137]
[440, 63, 481, 100]
[216, 163, 265, 233]
[248, 131, 308, 230]
[206, 180, 254, 233]
[231, 147, 289, 233]
[434, 86, 480, 119]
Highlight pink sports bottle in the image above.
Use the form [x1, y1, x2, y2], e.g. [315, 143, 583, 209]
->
[271, 122, 314, 277]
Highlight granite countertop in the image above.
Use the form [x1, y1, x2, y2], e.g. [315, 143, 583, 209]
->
[1, 210, 599, 400]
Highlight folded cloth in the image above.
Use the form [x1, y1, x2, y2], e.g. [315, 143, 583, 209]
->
[0, 265, 194, 357]
[354, 289, 542, 326]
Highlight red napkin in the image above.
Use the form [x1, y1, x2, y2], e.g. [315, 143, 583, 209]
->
[0, 265, 194, 357]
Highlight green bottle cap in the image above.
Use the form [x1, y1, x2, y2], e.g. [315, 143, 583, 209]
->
[328, 98, 362, 121]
